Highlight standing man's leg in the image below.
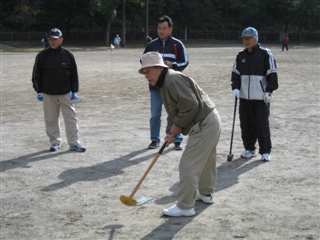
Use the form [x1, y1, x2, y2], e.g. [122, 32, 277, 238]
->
[176, 110, 221, 209]
[149, 88, 163, 148]
[198, 110, 221, 200]
[239, 99, 257, 158]
[43, 94, 61, 151]
[255, 101, 272, 160]
[60, 94, 85, 152]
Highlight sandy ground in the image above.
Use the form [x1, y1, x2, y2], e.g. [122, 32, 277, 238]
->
[0, 45, 319, 240]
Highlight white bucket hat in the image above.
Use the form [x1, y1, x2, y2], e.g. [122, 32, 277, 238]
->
[139, 51, 168, 74]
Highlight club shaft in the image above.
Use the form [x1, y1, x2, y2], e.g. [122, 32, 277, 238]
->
[228, 97, 238, 156]
[129, 142, 167, 198]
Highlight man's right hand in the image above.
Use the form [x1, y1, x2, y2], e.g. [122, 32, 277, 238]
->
[165, 134, 175, 144]
[37, 93, 44, 102]
[232, 89, 240, 98]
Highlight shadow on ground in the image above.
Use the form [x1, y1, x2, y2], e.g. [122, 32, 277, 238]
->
[41, 148, 171, 192]
[103, 224, 124, 240]
[0, 150, 71, 172]
[141, 157, 265, 240]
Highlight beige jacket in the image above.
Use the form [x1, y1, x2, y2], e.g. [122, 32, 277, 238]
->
[158, 69, 215, 135]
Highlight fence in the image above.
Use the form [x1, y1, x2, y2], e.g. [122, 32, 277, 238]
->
[0, 31, 319, 44]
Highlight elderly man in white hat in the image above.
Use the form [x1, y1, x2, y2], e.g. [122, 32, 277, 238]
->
[139, 51, 221, 217]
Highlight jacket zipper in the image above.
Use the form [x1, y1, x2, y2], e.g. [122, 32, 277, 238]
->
[248, 55, 251, 99]
[162, 40, 166, 53]
[248, 76, 251, 99]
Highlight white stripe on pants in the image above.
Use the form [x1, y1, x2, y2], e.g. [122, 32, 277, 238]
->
[43, 94, 80, 146]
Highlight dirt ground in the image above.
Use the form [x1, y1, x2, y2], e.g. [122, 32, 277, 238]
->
[0, 45, 319, 240]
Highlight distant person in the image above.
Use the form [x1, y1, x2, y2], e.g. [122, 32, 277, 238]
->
[139, 52, 221, 217]
[113, 34, 121, 48]
[41, 32, 49, 49]
[144, 15, 189, 150]
[32, 28, 86, 153]
[281, 33, 289, 51]
[231, 27, 278, 161]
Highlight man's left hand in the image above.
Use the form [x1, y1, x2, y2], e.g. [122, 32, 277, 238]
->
[170, 126, 182, 136]
[165, 126, 182, 144]
[165, 134, 175, 144]
[264, 92, 272, 104]
[70, 92, 80, 104]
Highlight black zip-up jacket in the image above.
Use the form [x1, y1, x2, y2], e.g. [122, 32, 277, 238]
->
[32, 47, 79, 94]
[231, 44, 278, 100]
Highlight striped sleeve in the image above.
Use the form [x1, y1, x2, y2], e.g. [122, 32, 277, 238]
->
[172, 39, 189, 71]
[266, 49, 277, 75]
[265, 49, 279, 92]
[231, 54, 241, 90]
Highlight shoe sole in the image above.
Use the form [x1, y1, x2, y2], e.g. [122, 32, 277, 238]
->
[162, 211, 196, 217]
[69, 148, 86, 153]
[196, 198, 214, 204]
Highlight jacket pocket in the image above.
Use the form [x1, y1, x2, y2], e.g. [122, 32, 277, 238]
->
[249, 75, 265, 100]
[240, 75, 249, 99]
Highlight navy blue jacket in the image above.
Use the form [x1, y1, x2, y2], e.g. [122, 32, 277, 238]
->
[144, 36, 189, 72]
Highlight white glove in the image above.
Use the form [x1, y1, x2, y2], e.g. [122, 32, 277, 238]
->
[232, 89, 240, 98]
[264, 92, 272, 104]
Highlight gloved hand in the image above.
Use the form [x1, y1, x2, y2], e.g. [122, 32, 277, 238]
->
[232, 89, 240, 98]
[264, 92, 272, 104]
[70, 92, 80, 104]
[36, 93, 44, 102]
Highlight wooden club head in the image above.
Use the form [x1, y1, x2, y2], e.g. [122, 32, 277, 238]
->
[120, 195, 137, 206]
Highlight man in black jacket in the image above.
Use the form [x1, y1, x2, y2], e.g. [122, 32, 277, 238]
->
[231, 27, 278, 161]
[32, 28, 86, 152]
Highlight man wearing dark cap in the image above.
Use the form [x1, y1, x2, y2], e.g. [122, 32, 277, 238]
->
[32, 28, 86, 152]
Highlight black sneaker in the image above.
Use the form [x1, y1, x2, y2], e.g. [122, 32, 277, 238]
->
[148, 141, 160, 149]
[69, 143, 86, 153]
[49, 144, 60, 152]
[174, 142, 183, 151]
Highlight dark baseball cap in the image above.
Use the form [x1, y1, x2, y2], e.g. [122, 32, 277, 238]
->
[48, 28, 63, 39]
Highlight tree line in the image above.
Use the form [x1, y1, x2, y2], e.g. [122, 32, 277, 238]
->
[0, 0, 319, 43]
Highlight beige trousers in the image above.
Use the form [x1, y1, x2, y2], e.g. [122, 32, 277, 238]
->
[177, 109, 221, 209]
[43, 94, 80, 146]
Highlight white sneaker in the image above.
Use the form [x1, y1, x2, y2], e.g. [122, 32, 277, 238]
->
[162, 204, 196, 217]
[261, 153, 271, 162]
[241, 150, 256, 159]
[196, 192, 214, 204]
